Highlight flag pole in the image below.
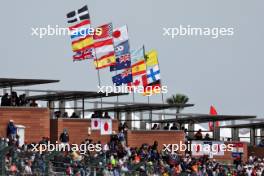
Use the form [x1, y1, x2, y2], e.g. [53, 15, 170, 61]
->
[87, 5, 103, 109]
[155, 52, 166, 121]
[143, 45, 150, 104]
[126, 25, 135, 103]
[143, 45, 153, 128]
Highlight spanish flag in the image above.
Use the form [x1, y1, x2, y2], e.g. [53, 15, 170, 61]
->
[131, 60, 146, 76]
[94, 52, 116, 69]
[72, 36, 94, 52]
[146, 50, 158, 67]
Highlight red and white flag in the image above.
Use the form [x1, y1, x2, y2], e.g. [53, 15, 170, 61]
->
[100, 119, 112, 135]
[113, 25, 128, 45]
[91, 118, 100, 130]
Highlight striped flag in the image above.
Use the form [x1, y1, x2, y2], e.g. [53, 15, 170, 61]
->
[93, 39, 116, 69]
[93, 23, 113, 41]
[66, 5, 90, 24]
[66, 5, 95, 61]
[93, 23, 116, 69]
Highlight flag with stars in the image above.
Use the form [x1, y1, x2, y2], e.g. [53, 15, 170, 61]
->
[93, 23, 113, 41]
[110, 40, 131, 71]
[112, 69, 132, 86]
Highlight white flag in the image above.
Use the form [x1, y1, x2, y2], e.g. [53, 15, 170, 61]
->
[91, 118, 100, 130]
[100, 119, 112, 135]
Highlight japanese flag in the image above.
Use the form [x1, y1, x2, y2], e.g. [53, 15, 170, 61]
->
[91, 118, 100, 130]
[191, 141, 204, 156]
[100, 119, 112, 135]
[113, 25, 128, 45]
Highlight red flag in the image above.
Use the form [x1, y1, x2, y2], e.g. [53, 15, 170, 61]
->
[93, 23, 113, 40]
[210, 106, 217, 115]
[209, 105, 219, 131]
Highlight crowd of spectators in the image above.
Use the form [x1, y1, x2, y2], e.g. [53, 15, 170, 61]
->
[2, 133, 264, 175]
[54, 111, 112, 119]
[152, 122, 213, 141]
[1, 120, 264, 175]
[1, 92, 38, 107]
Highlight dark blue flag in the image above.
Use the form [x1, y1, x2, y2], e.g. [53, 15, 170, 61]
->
[112, 69, 132, 86]
[115, 40, 130, 57]
[110, 54, 131, 71]
[110, 40, 131, 72]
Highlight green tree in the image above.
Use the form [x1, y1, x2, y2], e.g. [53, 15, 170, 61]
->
[166, 94, 189, 119]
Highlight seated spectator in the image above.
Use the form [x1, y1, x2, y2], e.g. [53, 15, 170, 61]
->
[91, 111, 98, 118]
[70, 112, 79, 118]
[170, 123, 178, 130]
[98, 111, 103, 118]
[122, 122, 129, 133]
[62, 112, 69, 118]
[1, 93, 11, 106]
[54, 111, 61, 118]
[91, 111, 103, 118]
[152, 124, 158, 130]
[18, 94, 28, 106]
[163, 123, 170, 130]
[11, 92, 19, 106]
[204, 133, 211, 141]
[30, 100, 38, 107]
[194, 129, 203, 140]
[258, 139, 264, 147]
[103, 112, 111, 118]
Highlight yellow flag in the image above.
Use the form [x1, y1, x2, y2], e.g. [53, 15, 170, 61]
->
[146, 50, 158, 67]
[94, 54, 115, 69]
[72, 36, 94, 51]
[131, 60, 146, 76]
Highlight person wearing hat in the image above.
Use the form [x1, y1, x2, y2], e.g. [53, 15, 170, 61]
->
[7, 120, 17, 140]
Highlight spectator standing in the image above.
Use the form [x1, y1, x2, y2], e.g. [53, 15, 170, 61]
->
[1, 93, 11, 106]
[7, 120, 17, 140]
[103, 112, 111, 118]
[194, 129, 203, 140]
[170, 123, 178, 130]
[60, 128, 69, 144]
[163, 123, 170, 130]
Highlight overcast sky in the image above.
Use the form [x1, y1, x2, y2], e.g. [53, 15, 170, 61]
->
[1, 0, 263, 117]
